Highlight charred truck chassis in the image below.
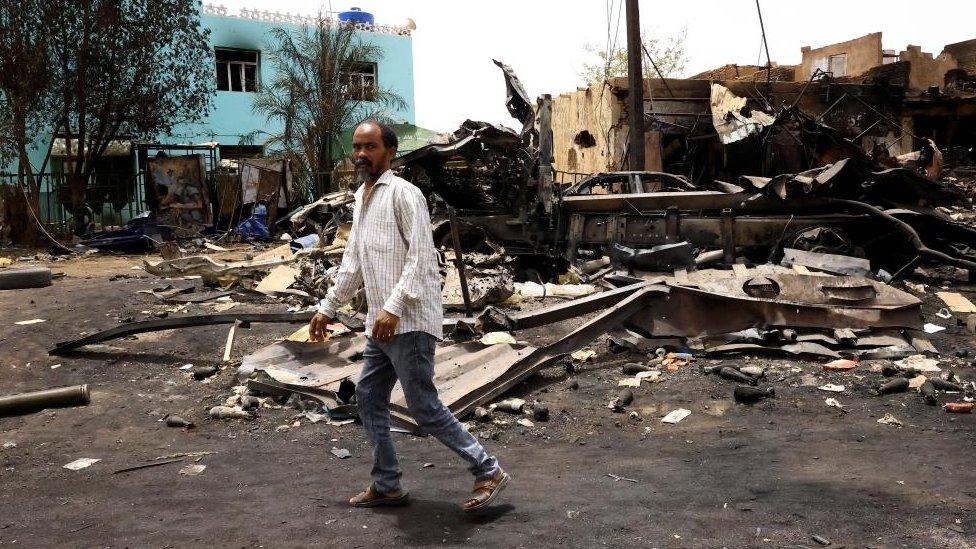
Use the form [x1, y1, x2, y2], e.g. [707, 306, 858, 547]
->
[396, 61, 976, 275]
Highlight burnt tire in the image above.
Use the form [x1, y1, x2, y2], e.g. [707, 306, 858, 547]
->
[0, 267, 53, 291]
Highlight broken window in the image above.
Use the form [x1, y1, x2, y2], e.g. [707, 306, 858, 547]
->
[828, 54, 848, 77]
[216, 48, 260, 92]
[342, 62, 377, 101]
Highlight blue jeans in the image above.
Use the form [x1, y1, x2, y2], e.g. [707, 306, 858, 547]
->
[357, 331, 501, 494]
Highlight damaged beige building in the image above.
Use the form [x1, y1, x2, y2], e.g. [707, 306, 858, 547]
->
[550, 31, 976, 180]
[797, 32, 958, 91]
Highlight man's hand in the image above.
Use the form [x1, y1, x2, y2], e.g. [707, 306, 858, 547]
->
[372, 310, 400, 342]
[309, 312, 333, 342]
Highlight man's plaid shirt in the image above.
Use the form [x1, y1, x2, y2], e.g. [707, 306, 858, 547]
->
[318, 170, 443, 339]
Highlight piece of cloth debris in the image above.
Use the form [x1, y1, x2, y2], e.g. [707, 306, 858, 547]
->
[63, 458, 100, 470]
[661, 408, 691, 424]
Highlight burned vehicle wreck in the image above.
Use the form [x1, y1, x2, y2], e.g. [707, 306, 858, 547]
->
[393, 63, 976, 279]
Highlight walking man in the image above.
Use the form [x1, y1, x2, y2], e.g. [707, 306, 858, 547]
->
[309, 120, 510, 511]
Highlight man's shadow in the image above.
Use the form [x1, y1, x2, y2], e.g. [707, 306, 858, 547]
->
[373, 499, 514, 545]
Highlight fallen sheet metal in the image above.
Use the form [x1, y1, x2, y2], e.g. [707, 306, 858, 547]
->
[50, 311, 316, 354]
[144, 254, 299, 285]
[626, 273, 921, 337]
[240, 285, 667, 430]
[781, 248, 871, 277]
[710, 83, 776, 144]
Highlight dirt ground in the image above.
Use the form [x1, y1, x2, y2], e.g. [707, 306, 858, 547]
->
[1, 253, 975, 548]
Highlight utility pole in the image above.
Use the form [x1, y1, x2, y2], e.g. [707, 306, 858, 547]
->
[625, 0, 645, 171]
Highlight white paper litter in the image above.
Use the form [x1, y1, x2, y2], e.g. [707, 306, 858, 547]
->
[63, 458, 100, 470]
[15, 319, 46, 326]
[661, 409, 691, 424]
[179, 464, 207, 475]
[818, 384, 846, 393]
[923, 323, 946, 334]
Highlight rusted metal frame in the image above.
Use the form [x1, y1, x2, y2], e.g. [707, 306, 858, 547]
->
[447, 285, 668, 421]
[664, 206, 680, 242]
[641, 42, 675, 98]
[51, 311, 315, 354]
[853, 118, 883, 141]
[625, 282, 921, 338]
[447, 206, 473, 316]
[574, 212, 871, 250]
[827, 199, 976, 271]
[815, 92, 849, 123]
[721, 209, 736, 263]
[565, 213, 585, 262]
[562, 191, 744, 214]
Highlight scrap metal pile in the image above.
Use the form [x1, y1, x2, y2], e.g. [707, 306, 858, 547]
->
[46, 61, 976, 428]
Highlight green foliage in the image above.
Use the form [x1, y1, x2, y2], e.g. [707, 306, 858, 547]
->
[250, 17, 407, 198]
[0, 0, 213, 213]
[581, 28, 689, 84]
[0, 0, 55, 171]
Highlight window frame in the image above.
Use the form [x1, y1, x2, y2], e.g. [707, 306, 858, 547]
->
[828, 53, 848, 77]
[215, 48, 261, 93]
[342, 62, 378, 102]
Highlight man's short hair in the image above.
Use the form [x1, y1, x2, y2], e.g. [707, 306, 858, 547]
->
[357, 119, 398, 150]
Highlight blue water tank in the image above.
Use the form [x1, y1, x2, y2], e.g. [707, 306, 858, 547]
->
[338, 7, 374, 26]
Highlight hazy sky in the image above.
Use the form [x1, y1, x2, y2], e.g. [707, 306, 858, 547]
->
[217, 0, 976, 132]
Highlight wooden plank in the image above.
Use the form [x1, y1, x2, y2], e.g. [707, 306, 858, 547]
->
[253, 243, 294, 262]
[255, 265, 300, 294]
[936, 291, 976, 313]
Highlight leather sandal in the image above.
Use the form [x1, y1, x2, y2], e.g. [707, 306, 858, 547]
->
[463, 469, 511, 512]
[349, 485, 410, 508]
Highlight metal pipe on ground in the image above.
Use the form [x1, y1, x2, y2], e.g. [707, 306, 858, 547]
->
[0, 385, 91, 417]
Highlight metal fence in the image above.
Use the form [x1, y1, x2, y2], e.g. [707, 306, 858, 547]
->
[0, 171, 149, 232]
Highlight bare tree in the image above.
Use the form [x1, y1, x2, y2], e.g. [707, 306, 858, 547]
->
[47, 0, 214, 233]
[250, 17, 407, 199]
[581, 28, 689, 84]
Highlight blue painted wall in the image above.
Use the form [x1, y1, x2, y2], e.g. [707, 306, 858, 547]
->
[169, 13, 416, 147]
[12, 9, 414, 224]
[15, 10, 415, 170]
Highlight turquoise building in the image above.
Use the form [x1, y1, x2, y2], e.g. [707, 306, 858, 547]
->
[176, 4, 416, 155]
[13, 4, 416, 226]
